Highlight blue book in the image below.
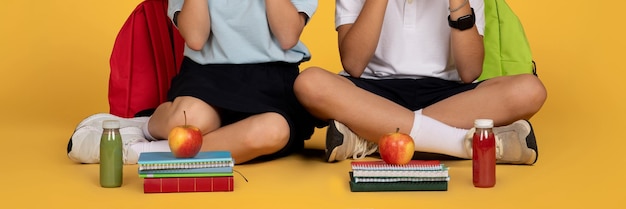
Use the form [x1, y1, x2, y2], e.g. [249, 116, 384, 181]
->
[138, 167, 233, 174]
[138, 151, 234, 171]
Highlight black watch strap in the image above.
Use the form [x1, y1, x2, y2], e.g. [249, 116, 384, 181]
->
[173, 11, 180, 26]
[448, 8, 475, 31]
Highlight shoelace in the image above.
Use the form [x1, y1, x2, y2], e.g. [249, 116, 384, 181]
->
[122, 139, 137, 163]
[120, 128, 148, 164]
[351, 139, 378, 159]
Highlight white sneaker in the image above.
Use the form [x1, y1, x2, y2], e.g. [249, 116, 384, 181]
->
[325, 120, 378, 162]
[464, 120, 538, 165]
[67, 126, 147, 164]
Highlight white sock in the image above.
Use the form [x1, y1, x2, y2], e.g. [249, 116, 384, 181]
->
[409, 110, 470, 159]
[141, 117, 158, 141]
[130, 140, 171, 155]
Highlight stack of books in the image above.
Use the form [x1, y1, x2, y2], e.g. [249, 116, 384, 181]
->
[137, 151, 235, 193]
[348, 160, 449, 192]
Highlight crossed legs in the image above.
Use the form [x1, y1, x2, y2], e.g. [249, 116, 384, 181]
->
[294, 67, 547, 158]
[148, 96, 291, 164]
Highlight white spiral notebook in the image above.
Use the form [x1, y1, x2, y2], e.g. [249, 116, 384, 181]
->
[348, 160, 450, 192]
[138, 151, 234, 171]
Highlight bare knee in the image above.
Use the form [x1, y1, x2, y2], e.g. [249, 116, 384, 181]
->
[295, 67, 329, 101]
[151, 96, 220, 138]
[294, 67, 338, 108]
[503, 74, 547, 116]
[240, 113, 290, 154]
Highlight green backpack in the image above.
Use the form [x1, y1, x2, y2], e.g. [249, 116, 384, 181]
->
[479, 0, 536, 81]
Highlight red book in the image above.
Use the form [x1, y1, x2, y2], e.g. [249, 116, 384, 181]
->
[143, 176, 234, 193]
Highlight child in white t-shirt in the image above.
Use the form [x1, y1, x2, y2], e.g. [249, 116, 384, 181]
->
[294, 0, 546, 165]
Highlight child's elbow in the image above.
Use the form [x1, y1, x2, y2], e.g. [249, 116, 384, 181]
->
[186, 40, 205, 51]
[276, 35, 300, 51]
[460, 76, 478, 84]
[279, 40, 298, 51]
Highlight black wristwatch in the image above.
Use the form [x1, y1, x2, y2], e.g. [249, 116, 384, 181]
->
[173, 11, 180, 26]
[448, 8, 475, 31]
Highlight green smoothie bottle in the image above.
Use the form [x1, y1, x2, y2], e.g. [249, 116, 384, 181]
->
[100, 120, 123, 188]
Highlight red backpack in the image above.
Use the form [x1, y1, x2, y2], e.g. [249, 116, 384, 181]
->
[108, 0, 185, 118]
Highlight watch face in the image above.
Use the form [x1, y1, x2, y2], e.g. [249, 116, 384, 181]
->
[457, 14, 475, 30]
[458, 15, 473, 22]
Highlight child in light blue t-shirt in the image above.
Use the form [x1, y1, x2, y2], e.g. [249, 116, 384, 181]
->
[67, 0, 319, 165]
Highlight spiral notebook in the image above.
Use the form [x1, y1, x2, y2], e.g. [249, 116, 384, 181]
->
[349, 160, 449, 192]
[351, 168, 449, 178]
[138, 151, 234, 171]
[351, 160, 443, 171]
[349, 172, 448, 192]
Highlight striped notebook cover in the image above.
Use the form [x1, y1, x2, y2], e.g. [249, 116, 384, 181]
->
[351, 160, 443, 171]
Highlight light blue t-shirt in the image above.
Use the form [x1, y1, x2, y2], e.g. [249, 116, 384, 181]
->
[168, 0, 317, 65]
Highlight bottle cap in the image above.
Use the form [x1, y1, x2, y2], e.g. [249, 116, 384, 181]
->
[474, 119, 494, 128]
[102, 120, 121, 129]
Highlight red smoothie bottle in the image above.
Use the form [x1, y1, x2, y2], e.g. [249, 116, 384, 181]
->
[473, 119, 496, 188]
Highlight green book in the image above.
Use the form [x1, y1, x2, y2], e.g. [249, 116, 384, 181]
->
[349, 172, 448, 192]
[139, 172, 233, 178]
[138, 167, 233, 175]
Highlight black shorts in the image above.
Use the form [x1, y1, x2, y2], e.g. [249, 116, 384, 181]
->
[167, 57, 316, 160]
[344, 76, 481, 111]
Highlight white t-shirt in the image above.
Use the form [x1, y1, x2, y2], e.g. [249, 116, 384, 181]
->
[336, 0, 485, 81]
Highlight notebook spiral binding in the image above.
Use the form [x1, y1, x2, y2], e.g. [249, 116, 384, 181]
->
[139, 160, 234, 171]
[353, 176, 451, 183]
[351, 163, 443, 171]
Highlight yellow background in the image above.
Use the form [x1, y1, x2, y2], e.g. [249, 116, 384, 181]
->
[1, 0, 625, 208]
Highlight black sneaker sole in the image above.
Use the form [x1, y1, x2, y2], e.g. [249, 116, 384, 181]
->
[325, 120, 345, 163]
[525, 120, 538, 164]
[67, 136, 73, 154]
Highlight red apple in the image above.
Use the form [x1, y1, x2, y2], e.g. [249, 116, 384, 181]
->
[168, 111, 203, 158]
[378, 128, 415, 165]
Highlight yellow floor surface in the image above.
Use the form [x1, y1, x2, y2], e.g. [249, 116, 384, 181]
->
[3, 120, 626, 209]
[2, 0, 626, 208]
